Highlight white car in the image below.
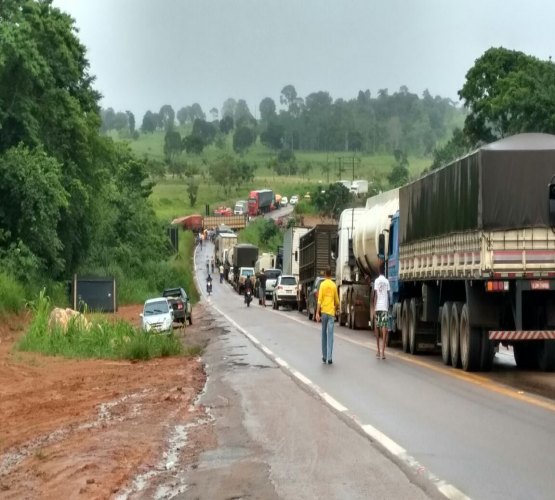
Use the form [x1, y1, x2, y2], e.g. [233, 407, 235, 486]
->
[281, 196, 288, 206]
[140, 297, 174, 333]
[272, 275, 298, 310]
[290, 195, 299, 205]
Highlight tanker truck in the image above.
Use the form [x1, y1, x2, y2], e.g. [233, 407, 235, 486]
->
[336, 207, 372, 328]
[364, 133, 555, 372]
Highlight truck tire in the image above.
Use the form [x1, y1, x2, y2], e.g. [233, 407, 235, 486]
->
[537, 340, 555, 372]
[459, 304, 481, 372]
[479, 332, 495, 371]
[440, 302, 452, 365]
[408, 298, 418, 355]
[401, 300, 409, 353]
[450, 302, 463, 368]
[514, 341, 539, 370]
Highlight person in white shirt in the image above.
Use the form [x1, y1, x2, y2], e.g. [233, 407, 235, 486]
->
[372, 262, 391, 360]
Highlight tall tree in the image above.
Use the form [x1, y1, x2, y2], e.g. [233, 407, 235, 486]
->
[233, 126, 256, 155]
[126, 110, 135, 135]
[176, 106, 190, 126]
[459, 47, 555, 144]
[159, 104, 175, 131]
[141, 111, 157, 133]
[259, 97, 276, 123]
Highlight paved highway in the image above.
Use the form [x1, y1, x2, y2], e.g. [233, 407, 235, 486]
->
[197, 240, 555, 500]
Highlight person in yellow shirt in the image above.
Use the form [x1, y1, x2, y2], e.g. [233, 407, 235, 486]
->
[315, 267, 339, 364]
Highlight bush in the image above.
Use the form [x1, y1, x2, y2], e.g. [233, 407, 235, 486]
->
[0, 272, 26, 315]
[17, 290, 184, 360]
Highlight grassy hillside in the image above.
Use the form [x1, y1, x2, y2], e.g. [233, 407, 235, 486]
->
[120, 129, 432, 223]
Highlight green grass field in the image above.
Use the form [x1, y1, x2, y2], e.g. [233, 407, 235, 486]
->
[132, 129, 432, 222]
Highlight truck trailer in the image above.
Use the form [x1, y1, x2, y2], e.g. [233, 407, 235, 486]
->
[231, 243, 259, 292]
[215, 232, 238, 267]
[358, 133, 555, 372]
[282, 226, 310, 280]
[336, 207, 373, 329]
[248, 189, 275, 216]
[297, 224, 337, 313]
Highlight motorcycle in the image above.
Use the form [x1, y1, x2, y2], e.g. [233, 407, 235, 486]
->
[245, 289, 252, 307]
[206, 280, 212, 295]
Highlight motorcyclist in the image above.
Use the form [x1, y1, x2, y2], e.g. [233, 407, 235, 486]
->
[244, 275, 253, 303]
[207, 274, 213, 294]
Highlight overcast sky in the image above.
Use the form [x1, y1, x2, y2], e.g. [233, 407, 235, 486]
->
[52, 0, 555, 120]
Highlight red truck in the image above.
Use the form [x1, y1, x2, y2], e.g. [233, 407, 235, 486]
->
[248, 189, 275, 216]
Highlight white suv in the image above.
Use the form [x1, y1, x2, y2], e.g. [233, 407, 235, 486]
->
[272, 275, 298, 310]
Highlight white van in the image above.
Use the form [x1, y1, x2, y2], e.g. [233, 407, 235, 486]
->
[234, 200, 248, 215]
[350, 179, 369, 196]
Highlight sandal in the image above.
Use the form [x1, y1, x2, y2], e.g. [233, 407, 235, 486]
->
[381, 354, 386, 360]
[376, 352, 381, 358]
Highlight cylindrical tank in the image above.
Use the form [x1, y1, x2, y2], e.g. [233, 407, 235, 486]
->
[353, 188, 399, 277]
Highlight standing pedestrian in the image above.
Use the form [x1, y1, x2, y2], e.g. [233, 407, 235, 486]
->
[315, 267, 339, 365]
[211, 257, 215, 274]
[257, 269, 267, 307]
[206, 257, 210, 274]
[372, 262, 391, 360]
[219, 264, 224, 283]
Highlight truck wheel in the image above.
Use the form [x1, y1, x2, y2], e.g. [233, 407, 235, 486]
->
[408, 298, 418, 355]
[450, 302, 463, 368]
[459, 304, 481, 372]
[514, 341, 539, 370]
[440, 302, 452, 365]
[479, 332, 495, 371]
[537, 340, 555, 372]
[401, 300, 409, 353]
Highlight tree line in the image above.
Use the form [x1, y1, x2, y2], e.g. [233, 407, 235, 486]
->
[0, 0, 173, 299]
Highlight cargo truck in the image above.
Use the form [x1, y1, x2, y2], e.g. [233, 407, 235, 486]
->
[357, 133, 555, 372]
[282, 226, 310, 280]
[204, 214, 247, 231]
[231, 243, 259, 293]
[248, 189, 275, 216]
[297, 224, 337, 314]
[215, 232, 238, 267]
[336, 207, 373, 328]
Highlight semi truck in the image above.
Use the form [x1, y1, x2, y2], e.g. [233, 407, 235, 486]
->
[297, 224, 337, 313]
[215, 232, 237, 267]
[336, 207, 373, 329]
[356, 133, 555, 372]
[282, 226, 310, 280]
[248, 189, 275, 216]
[231, 243, 259, 292]
[203, 214, 247, 231]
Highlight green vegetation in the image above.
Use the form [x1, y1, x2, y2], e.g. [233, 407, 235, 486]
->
[0, 273, 26, 315]
[17, 291, 186, 360]
[238, 219, 283, 253]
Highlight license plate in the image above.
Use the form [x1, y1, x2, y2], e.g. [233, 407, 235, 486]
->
[531, 280, 550, 290]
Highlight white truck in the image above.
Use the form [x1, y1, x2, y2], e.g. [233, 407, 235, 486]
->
[282, 226, 309, 281]
[215, 232, 238, 267]
[355, 133, 555, 372]
[350, 179, 369, 197]
[336, 207, 372, 329]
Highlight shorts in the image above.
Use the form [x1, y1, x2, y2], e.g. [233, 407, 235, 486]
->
[375, 311, 389, 328]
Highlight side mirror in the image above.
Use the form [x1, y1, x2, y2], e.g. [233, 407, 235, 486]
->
[378, 233, 385, 260]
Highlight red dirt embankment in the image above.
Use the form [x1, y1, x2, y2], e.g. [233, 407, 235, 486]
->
[0, 305, 208, 499]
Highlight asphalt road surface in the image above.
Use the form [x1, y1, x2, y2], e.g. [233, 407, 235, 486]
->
[196, 241, 555, 500]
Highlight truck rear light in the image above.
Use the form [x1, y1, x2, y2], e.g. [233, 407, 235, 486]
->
[486, 281, 509, 292]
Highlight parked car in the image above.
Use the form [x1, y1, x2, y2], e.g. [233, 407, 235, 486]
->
[290, 195, 299, 205]
[256, 268, 282, 302]
[140, 298, 174, 333]
[306, 276, 336, 321]
[281, 196, 288, 206]
[162, 287, 192, 325]
[272, 275, 298, 310]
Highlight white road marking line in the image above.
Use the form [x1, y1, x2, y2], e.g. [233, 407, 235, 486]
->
[275, 357, 289, 368]
[361, 424, 406, 456]
[205, 296, 470, 500]
[320, 392, 347, 412]
[291, 370, 312, 386]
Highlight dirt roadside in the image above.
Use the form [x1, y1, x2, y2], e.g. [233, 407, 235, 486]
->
[0, 303, 214, 499]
